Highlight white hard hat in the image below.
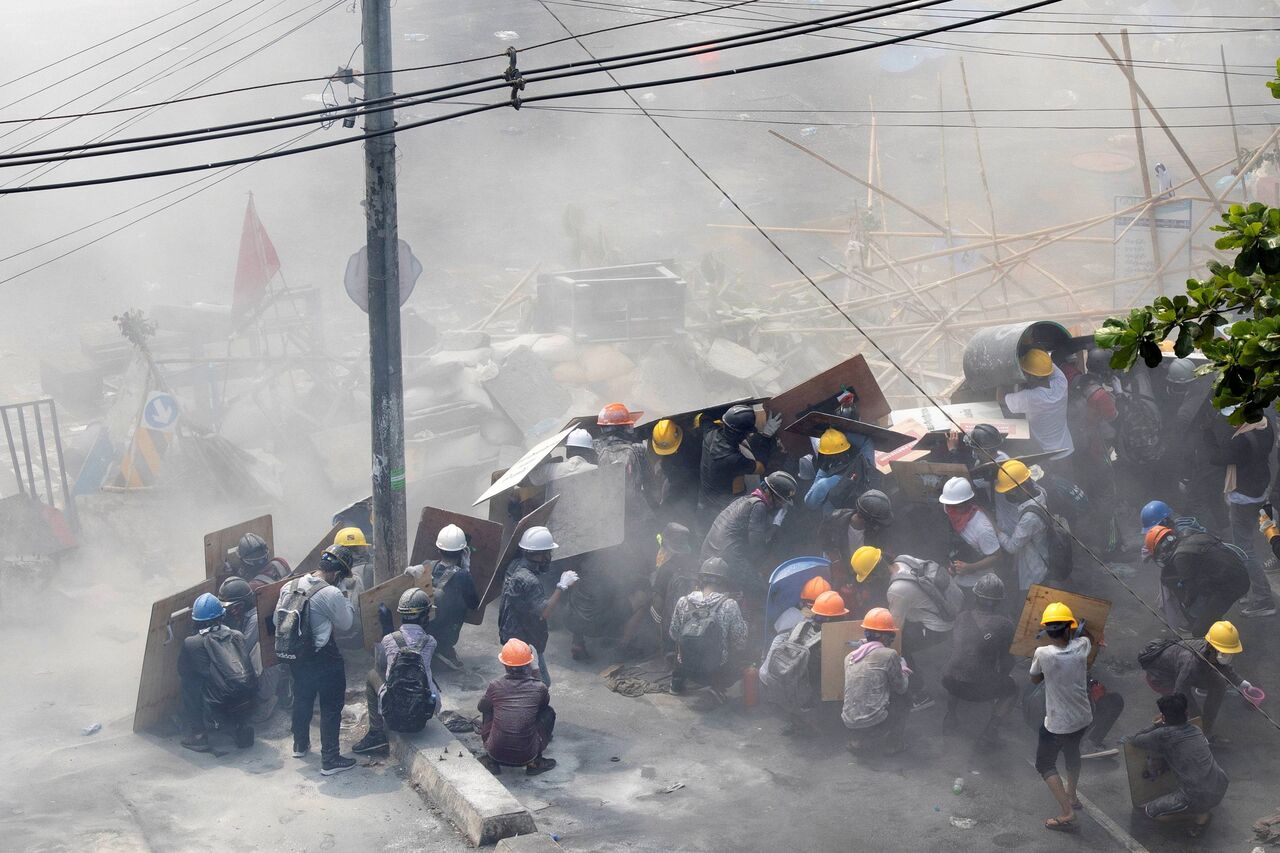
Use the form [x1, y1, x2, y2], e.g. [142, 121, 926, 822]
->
[566, 428, 594, 450]
[435, 523, 467, 552]
[518, 525, 558, 551]
[938, 476, 975, 505]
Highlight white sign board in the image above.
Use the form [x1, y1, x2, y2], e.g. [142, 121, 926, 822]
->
[142, 392, 180, 433]
[1113, 196, 1193, 308]
[890, 402, 1029, 439]
[472, 426, 575, 506]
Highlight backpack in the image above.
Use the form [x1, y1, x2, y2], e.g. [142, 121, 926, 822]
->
[759, 621, 822, 708]
[1137, 638, 1178, 670]
[1019, 504, 1074, 581]
[274, 578, 324, 662]
[381, 632, 436, 732]
[895, 556, 963, 622]
[203, 628, 258, 710]
[678, 597, 727, 675]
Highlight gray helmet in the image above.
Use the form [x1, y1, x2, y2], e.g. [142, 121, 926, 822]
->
[855, 489, 893, 525]
[698, 557, 732, 581]
[1087, 347, 1114, 377]
[973, 573, 1005, 601]
[1166, 358, 1197, 385]
[660, 523, 694, 555]
[217, 576, 254, 608]
[764, 471, 798, 504]
[320, 544, 354, 575]
[397, 587, 431, 619]
[964, 423, 1004, 451]
[237, 532, 270, 569]
[722, 405, 757, 432]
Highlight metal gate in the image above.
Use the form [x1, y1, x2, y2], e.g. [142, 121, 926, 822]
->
[1, 398, 79, 537]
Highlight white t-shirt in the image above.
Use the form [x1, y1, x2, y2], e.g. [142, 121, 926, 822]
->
[955, 510, 1000, 588]
[1029, 636, 1093, 734]
[1004, 366, 1074, 459]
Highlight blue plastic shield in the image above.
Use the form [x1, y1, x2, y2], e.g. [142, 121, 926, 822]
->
[764, 556, 831, 629]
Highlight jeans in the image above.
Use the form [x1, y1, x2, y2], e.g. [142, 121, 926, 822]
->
[531, 647, 551, 687]
[901, 622, 950, 697]
[1228, 500, 1275, 607]
[291, 646, 346, 760]
[366, 670, 386, 732]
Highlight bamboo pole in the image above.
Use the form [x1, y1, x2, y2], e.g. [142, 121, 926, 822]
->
[471, 264, 539, 330]
[958, 57, 1009, 309]
[1220, 44, 1247, 202]
[707, 224, 1110, 243]
[1120, 29, 1164, 288]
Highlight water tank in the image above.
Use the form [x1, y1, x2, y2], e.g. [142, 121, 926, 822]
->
[961, 321, 1072, 390]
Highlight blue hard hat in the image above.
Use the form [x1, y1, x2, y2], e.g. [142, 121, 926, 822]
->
[1140, 500, 1173, 533]
[192, 592, 226, 622]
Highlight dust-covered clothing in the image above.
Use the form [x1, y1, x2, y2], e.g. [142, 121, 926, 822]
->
[699, 425, 768, 516]
[528, 455, 597, 486]
[498, 558, 550, 653]
[701, 493, 772, 589]
[478, 671, 555, 766]
[1030, 637, 1092, 734]
[1004, 366, 1074, 459]
[841, 640, 910, 729]
[668, 590, 748, 667]
[178, 624, 255, 734]
[1128, 722, 1228, 813]
[373, 623, 440, 712]
[886, 560, 957, 635]
[1140, 639, 1242, 729]
[996, 487, 1050, 590]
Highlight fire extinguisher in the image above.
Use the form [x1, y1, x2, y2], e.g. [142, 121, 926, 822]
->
[742, 664, 759, 708]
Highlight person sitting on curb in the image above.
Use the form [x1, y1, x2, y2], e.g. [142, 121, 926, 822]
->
[352, 588, 440, 757]
[842, 607, 910, 755]
[478, 639, 557, 776]
[668, 557, 749, 700]
[1123, 692, 1228, 839]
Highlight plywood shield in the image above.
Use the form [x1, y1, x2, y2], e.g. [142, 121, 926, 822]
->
[1123, 718, 1203, 810]
[1010, 584, 1110, 658]
[204, 515, 273, 579]
[357, 571, 434, 650]
[889, 460, 970, 503]
[544, 464, 625, 560]
[784, 411, 915, 453]
[294, 524, 341, 576]
[411, 506, 503, 626]
[134, 578, 216, 733]
[768, 354, 891, 457]
[481, 496, 560, 612]
[819, 619, 900, 702]
[474, 427, 574, 506]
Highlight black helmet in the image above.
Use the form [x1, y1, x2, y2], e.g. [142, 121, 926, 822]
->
[660, 523, 694, 555]
[1087, 347, 1114, 378]
[973, 573, 1005, 601]
[397, 587, 431, 621]
[238, 532, 270, 569]
[855, 489, 893, 525]
[764, 471, 798, 504]
[964, 423, 1004, 451]
[722, 405, 757, 432]
[319, 544, 354, 576]
[218, 576, 254, 608]
[698, 557, 732, 581]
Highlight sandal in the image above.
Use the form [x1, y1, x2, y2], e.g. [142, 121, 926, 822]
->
[1044, 816, 1078, 832]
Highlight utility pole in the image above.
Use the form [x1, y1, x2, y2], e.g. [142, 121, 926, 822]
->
[362, 0, 407, 584]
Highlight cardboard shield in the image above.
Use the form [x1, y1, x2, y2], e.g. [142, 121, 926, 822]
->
[819, 619, 901, 702]
[411, 506, 504, 626]
[767, 354, 891, 455]
[1009, 584, 1110, 658]
[204, 515, 273, 580]
[764, 556, 831, 632]
[784, 411, 915, 453]
[357, 571, 434, 650]
[1123, 718, 1204, 810]
[473, 427, 575, 506]
[134, 578, 216, 733]
[544, 464, 625, 560]
[968, 451, 1067, 480]
[890, 402, 1031, 440]
[888, 460, 970, 503]
[481, 496, 560, 612]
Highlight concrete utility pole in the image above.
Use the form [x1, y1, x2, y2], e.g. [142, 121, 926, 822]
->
[362, 0, 407, 584]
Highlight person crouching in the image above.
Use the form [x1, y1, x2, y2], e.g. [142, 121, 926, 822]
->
[842, 607, 911, 754]
[479, 639, 557, 776]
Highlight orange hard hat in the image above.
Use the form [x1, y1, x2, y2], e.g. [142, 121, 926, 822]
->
[800, 576, 832, 602]
[498, 638, 534, 667]
[861, 607, 898, 633]
[811, 590, 849, 618]
[598, 402, 642, 426]
[1144, 524, 1175, 559]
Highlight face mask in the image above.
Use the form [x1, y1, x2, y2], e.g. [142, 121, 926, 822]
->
[1217, 653, 1235, 664]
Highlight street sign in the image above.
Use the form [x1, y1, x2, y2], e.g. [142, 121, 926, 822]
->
[142, 392, 180, 433]
[344, 239, 422, 312]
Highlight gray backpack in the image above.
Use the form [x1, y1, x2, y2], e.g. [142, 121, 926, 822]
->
[759, 621, 822, 708]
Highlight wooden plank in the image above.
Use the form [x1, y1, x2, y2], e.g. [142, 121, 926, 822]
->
[819, 619, 901, 702]
[1124, 718, 1203, 810]
[767, 356, 891, 457]
[294, 523, 341, 576]
[888, 459, 969, 504]
[357, 571, 434, 650]
[411, 506, 504, 626]
[1009, 584, 1111, 658]
[204, 514, 273, 579]
[481, 496, 560, 614]
[133, 578, 216, 733]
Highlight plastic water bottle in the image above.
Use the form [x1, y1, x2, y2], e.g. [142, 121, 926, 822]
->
[952, 777, 964, 794]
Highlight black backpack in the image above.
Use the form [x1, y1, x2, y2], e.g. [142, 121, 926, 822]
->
[1137, 638, 1178, 670]
[1019, 504, 1074, 581]
[203, 628, 258, 710]
[678, 597, 727, 675]
[274, 578, 324, 662]
[382, 632, 436, 732]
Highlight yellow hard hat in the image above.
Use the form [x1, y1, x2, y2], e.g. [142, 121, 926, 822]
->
[994, 459, 1032, 494]
[1020, 349, 1053, 378]
[817, 428, 852, 456]
[850, 546, 882, 583]
[1204, 620, 1242, 654]
[1040, 601, 1077, 629]
[651, 419, 683, 456]
[335, 526, 367, 547]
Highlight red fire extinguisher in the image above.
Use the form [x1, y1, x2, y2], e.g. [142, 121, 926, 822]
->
[742, 665, 759, 708]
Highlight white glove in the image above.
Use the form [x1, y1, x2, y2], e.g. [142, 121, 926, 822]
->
[760, 412, 783, 438]
[1259, 512, 1275, 534]
[557, 570, 580, 590]
[1240, 680, 1253, 690]
[772, 506, 790, 527]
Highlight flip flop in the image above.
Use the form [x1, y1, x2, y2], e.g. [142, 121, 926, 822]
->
[1044, 817, 1078, 832]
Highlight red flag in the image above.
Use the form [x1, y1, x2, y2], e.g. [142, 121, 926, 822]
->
[232, 194, 281, 317]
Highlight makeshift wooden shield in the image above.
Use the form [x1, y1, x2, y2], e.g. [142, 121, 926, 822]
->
[293, 523, 341, 576]
[1010, 584, 1110, 658]
[784, 411, 915, 453]
[204, 515, 273, 579]
[1123, 718, 1203, 810]
[768, 354, 891, 454]
[888, 460, 969, 503]
[820, 619, 901, 702]
[480, 496, 560, 613]
[357, 571, 434, 650]
[544, 464, 625, 560]
[410, 506, 503, 626]
[634, 398, 767, 433]
[474, 427, 575, 506]
[134, 577, 216, 733]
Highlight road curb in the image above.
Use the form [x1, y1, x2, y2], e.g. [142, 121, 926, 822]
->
[495, 835, 564, 852]
[390, 721, 536, 846]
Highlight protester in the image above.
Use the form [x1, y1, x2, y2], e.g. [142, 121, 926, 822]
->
[352, 588, 439, 757]
[1206, 408, 1276, 617]
[847, 545, 891, 617]
[842, 607, 910, 754]
[217, 576, 279, 721]
[498, 526, 577, 687]
[1140, 499, 1207, 541]
[886, 555, 961, 711]
[650, 523, 699, 656]
[334, 527, 374, 589]
[1030, 602, 1092, 832]
[1124, 693, 1228, 838]
[819, 489, 894, 596]
[479, 639, 557, 775]
[1138, 621, 1254, 740]
[804, 428, 877, 515]
[938, 477, 1003, 599]
[1000, 349, 1074, 467]
[668, 557, 749, 699]
[701, 471, 797, 595]
[646, 418, 702, 524]
[760, 590, 847, 731]
[941, 574, 1015, 744]
[1144, 525, 1250, 636]
[406, 523, 479, 670]
[273, 548, 358, 775]
[993, 460, 1051, 591]
[178, 593, 257, 753]
[528, 428, 598, 485]
[227, 532, 291, 588]
[773, 574, 831, 635]
[698, 404, 782, 520]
